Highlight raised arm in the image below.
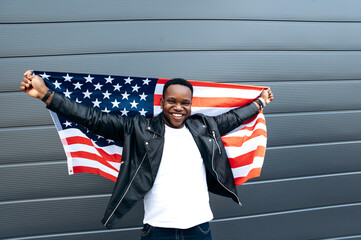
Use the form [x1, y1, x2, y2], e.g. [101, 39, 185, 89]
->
[20, 70, 54, 104]
[20, 70, 132, 142]
[214, 88, 274, 135]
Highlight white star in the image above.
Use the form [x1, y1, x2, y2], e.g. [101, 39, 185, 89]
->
[139, 92, 148, 101]
[107, 139, 114, 144]
[121, 91, 130, 100]
[124, 77, 133, 84]
[94, 83, 103, 90]
[111, 99, 120, 108]
[40, 72, 50, 79]
[121, 107, 129, 116]
[113, 83, 122, 91]
[75, 98, 82, 103]
[132, 84, 140, 92]
[84, 75, 94, 83]
[73, 82, 83, 89]
[102, 90, 111, 99]
[96, 134, 104, 139]
[83, 89, 92, 99]
[54, 80, 62, 89]
[102, 107, 111, 113]
[63, 74, 73, 81]
[64, 89, 72, 98]
[139, 108, 147, 116]
[105, 76, 114, 84]
[92, 98, 101, 108]
[63, 120, 72, 127]
[143, 78, 151, 85]
[130, 100, 139, 108]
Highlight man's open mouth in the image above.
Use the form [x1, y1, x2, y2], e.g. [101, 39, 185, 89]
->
[171, 113, 185, 120]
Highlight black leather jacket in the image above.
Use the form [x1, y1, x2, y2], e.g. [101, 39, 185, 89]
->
[47, 92, 260, 229]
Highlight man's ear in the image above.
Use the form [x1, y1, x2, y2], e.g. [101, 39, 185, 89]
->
[160, 97, 164, 109]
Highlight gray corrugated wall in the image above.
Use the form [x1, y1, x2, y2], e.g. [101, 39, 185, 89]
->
[1, 0, 361, 239]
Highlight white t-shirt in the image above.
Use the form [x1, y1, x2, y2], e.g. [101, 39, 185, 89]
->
[143, 125, 213, 229]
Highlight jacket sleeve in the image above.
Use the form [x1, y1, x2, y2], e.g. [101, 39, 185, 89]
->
[46, 92, 132, 142]
[213, 102, 260, 136]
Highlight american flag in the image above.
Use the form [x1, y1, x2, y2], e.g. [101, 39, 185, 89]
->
[35, 71, 267, 186]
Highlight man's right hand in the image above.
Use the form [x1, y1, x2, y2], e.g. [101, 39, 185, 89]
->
[20, 70, 49, 100]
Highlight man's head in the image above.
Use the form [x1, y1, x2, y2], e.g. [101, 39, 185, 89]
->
[160, 78, 193, 129]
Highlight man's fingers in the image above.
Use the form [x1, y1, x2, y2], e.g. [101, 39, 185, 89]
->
[22, 77, 31, 84]
[24, 70, 33, 77]
[21, 77, 33, 89]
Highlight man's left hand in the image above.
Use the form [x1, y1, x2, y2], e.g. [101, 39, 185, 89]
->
[260, 88, 274, 105]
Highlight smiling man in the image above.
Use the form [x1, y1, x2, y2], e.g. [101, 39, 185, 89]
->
[20, 71, 273, 240]
[160, 78, 193, 129]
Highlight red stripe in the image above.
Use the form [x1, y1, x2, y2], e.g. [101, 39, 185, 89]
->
[228, 146, 266, 168]
[222, 128, 267, 147]
[63, 136, 93, 146]
[70, 151, 120, 172]
[234, 168, 262, 186]
[73, 166, 118, 182]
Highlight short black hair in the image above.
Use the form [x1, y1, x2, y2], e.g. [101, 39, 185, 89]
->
[162, 78, 193, 98]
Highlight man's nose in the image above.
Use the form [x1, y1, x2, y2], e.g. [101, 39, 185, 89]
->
[174, 103, 182, 110]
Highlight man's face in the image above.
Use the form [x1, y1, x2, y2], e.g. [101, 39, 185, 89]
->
[160, 84, 192, 129]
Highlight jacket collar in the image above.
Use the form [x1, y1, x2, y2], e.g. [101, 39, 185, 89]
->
[146, 113, 165, 136]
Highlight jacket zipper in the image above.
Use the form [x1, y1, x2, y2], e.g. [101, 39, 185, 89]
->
[211, 134, 242, 206]
[103, 152, 148, 227]
[212, 130, 222, 154]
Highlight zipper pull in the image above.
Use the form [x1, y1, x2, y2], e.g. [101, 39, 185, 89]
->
[212, 131, 222, 154]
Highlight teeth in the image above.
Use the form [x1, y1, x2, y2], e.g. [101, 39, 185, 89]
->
[173, 113, 182, 117]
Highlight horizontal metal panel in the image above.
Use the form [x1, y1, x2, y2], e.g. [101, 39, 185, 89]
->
[2, 21, 361, 57]
[0, 126, 66, 164]
[2, 80, 361, 128]
[1, 142, 360, 201]
[259, 141, 361, 181]
[0, 92, 50, 128]
[32, 228, 141, 240]
[1, 112, 360, 164]
[0, 197, 112, 239]
[211, 204, 361, 240]
[1, 0, 361, 23]
[266, 111, 361, 146]
[2, 174, 361, 238]
[2, 51, 361, 92]
[214, 173, 361, 219]
[0, 163, 113, 202]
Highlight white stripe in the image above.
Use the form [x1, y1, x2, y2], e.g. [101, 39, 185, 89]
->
[193, 86, 261, 99]
[70, 158, 119, 177]
[64, 144, 101, 156]
[231, 157, 264, 178]
[58, 128, 88, 139]
[109, 161, 122, 170]
[154, 83, 261, 99]
[223, 123, 267, 138]
[154, 83, 164, 95]
[100, 145, 123, 155]
[225, 135, 267, 158]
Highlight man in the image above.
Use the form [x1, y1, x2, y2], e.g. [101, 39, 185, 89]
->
[20, 70, 273, 239]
